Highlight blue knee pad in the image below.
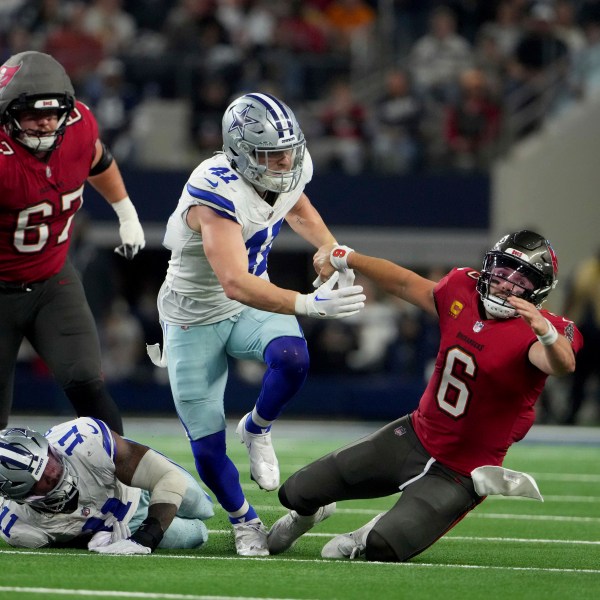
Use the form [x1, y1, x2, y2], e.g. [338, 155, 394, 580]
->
[265, 336, 310, 374]
[256, 336, 309, 421]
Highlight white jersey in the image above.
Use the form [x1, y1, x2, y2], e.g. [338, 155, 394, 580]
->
[157, 150, 314, 325]
[0, 418, 140, 548]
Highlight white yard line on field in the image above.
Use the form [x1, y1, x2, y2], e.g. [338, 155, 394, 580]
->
[0, 589, 309, 600]
[0, 550, 599, 576]
[253, 504, 600, 522]
[530, 473, 600, 483]
[468, 512, 600, 522]
[207, 528, 600, 545]
[442, 536, 600, 545]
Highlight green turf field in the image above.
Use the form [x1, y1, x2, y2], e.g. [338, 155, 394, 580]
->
[1, 418, 599, 600]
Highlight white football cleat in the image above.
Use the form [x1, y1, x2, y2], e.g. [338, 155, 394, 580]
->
[321, 513, 384, 560]
[233, 519, 269, 557]
[236, 412, 280, 491]
[268, 502, 336, 555]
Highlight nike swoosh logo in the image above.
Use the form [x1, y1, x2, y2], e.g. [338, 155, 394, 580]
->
[204, 178, 218, 188]
[314, 295, 329, 302]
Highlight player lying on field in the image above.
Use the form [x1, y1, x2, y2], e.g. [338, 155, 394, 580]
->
[0, 417, 213, 554]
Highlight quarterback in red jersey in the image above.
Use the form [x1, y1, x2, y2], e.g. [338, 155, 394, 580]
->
[267, 230, 582, 562]
[0, 51, 145, 434]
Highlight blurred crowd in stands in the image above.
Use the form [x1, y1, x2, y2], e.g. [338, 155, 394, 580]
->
[5, 0, 600, 423]
[3, 0, 600, 173]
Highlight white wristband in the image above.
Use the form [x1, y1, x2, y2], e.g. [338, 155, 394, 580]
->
[294, 293, 309, 316]
[111, 196, 138, 223]
[537, 319, 559, 346]
[330, 245, 354, 270]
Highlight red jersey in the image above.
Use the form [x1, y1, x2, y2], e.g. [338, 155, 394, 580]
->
[0, 101, 98, 282]
[412, 267, 583, 475]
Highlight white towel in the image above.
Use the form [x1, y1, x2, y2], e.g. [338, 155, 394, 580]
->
[471, 465, 543, 501]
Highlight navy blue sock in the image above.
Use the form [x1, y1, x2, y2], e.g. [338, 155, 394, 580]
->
[190, 431, 245, 513]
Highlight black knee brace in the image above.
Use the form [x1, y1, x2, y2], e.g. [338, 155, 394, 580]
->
[64, 379, 124, 435]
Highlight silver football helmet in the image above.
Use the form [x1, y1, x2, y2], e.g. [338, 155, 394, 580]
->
[222, 92, 306, 194]
[477, 230, 558, 319]
[0, 51, 75, 152]
[0, 427, 79, 513]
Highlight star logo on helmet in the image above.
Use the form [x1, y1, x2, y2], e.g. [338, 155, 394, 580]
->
[228, 105, 259, 137]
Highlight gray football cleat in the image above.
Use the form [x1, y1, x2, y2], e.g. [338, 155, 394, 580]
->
[321, 513, 385, 559]
[268, 502, 336, 554]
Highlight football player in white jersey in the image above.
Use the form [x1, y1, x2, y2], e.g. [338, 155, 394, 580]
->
[149, 92, 365, 556]
[0, 418, 213, 553]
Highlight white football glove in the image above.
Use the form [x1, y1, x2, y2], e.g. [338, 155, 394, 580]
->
[111, 197, 146, 260]
[295, 271, 365, 319]
[88, 521, 131, 551]
[338, 269, 355, 288]
[90, 538, 152, 555]
[312, 269, 355, 289]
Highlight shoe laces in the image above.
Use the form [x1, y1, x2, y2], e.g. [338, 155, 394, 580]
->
[235, 520, 264, 533]
[235, 521, 266, 541]
[349, 544, 365, 560]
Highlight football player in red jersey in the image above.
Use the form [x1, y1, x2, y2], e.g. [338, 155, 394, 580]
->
[267, 230, 582, 562]
[0, 51, 145, 435]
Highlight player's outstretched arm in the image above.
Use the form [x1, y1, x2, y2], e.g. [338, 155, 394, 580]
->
[314, 244, 437, 316]
[188, 205, 365, 318]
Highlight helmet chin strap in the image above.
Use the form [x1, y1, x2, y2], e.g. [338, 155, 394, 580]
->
[483, 296, 517, 319]
[18, 132, 58, 152]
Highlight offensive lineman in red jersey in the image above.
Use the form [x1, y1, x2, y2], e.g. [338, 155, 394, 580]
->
[0, 51, 145, 434]
[266, 230, 582, 562]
